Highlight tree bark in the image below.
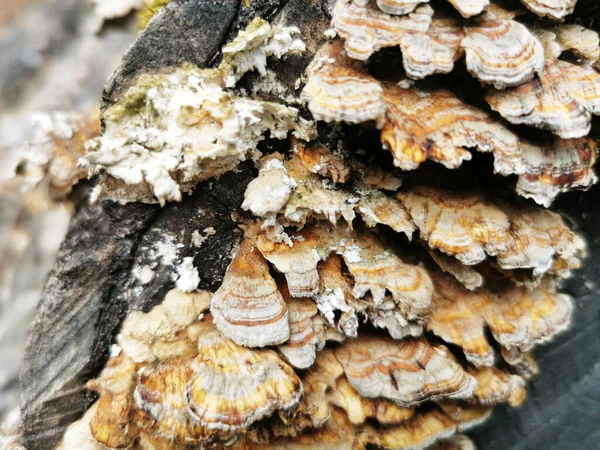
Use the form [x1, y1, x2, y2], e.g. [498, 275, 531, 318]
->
[18, 0, 600, 449]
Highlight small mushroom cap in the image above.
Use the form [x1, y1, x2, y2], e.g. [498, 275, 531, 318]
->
[381, 84, 518, 171]
[357, 187, 416, 235]
[470, 367, 527, 407]
[514, 136, 598, 208]
[462, 13, 544, 89]
[520, 0, 577, 19]
[87, 354, 140, 448]
[353, 160, 403, 191]
[242, 154, 296, 217]
[356, 408, 457, 450]
[337, 231, 433, 320]
[278, 295, 320, 369]
[328, 377, 415, 425]
[235, 408, 357, 449]
[281, 152, 357, 228]
[295, 140, 351, 183]
[400, 15, 465, 80]
[486, 58, 600, 139]
[552, 25, 600, 62]
[500, 348, 540, 379]
[428, 435, 477, 450]
[373, 0, 429, 16]
[364, 295, 425, 339]
[427, 271, 574, 367]
[301, 41, 386, 127]
[497, 205, 585, 279]
[436, 403, 493, 430]
[447, 0, 489, 18]
[211, 239, 290, 347]
[256, 229, 325, 297]
[334, 335, 477, 406]
[298, 348, 347, 428]
[428, 249, 484, 291]
[314, 255, 360, 338]
[186, 321, 303, 431]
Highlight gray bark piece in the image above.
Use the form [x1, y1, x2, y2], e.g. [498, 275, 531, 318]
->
[102, 0, 240, 109]
[20, 201, 158, 449]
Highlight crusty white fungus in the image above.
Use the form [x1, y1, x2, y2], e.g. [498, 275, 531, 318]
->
[83, 19, 314, 205]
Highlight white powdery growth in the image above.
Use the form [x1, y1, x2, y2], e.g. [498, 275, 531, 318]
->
[314, 287, 358, 337]
[175, 257, 200, 292]
[83, 19, 314, 205]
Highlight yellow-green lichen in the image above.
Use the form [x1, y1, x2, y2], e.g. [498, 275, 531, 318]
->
[104, 65, 201, 122]
[138, 0, 172, 30]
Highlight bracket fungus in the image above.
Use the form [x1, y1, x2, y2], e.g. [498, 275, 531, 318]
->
[368, 0, 429, 16]
[301, 41, 386, 126]
[381, 85, 518, 170]
[211, 239, 290, 347]
[399, 15, 465, 80]
[520, 0, 577, 19]
[185, 321, 303, 431]
[77, 304, 303, 449]
[400, 186, 585, 281]
[334, 336, 477, 406]
[486, 57, 600, 139]
[278, 294, 320, 369]
[447, 0, 489, 18]
[462, 13, 544, 89]
[428, 272, 573, 368]
[47, 1, 599, 449]
[331, 0, 432, 61]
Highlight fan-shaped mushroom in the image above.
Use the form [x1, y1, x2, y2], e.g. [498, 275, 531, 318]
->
[486, 58, 600, 139]
[211, 239, 290, 347]
[462, 12, 544, 89]
[301, 41, 386, 126]
[427, 272, 573, 367]
[334, 335, 477, 406]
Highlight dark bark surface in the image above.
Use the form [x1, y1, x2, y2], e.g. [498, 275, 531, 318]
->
[102, 0, 240, 109]
[19, 0, 600, 449]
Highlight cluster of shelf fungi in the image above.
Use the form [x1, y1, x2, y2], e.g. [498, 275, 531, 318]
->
[17, 0, 600, 449]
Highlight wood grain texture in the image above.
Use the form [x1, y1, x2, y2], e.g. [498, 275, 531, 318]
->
[19, 166, 254, 450]
[20, 201, 158, 449]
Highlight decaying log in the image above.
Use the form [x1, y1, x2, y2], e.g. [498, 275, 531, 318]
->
[16, 0, 600, 449]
